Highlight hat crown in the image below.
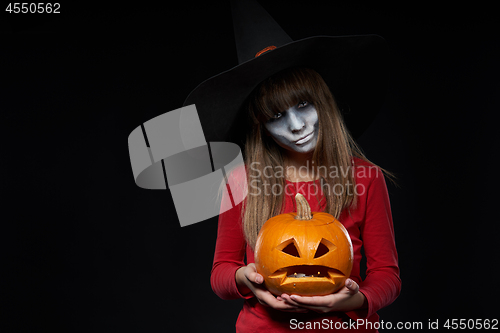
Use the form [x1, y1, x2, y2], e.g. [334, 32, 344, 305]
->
[231, 0, 293, 64]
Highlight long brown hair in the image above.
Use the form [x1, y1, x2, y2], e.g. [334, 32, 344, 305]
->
[242, 67, 384, 249]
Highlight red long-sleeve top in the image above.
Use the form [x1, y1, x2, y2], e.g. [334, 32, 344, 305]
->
[211, 159, 401, 332]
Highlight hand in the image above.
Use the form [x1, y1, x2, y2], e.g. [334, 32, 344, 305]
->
[235, 264, 308, 313]
[278, 278, 366, 314]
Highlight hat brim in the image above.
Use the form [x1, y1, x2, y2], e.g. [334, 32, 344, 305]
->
[184, 34, 389, 144]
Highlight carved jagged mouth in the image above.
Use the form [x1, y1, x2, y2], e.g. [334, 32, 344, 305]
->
[268, 265, 345, 284]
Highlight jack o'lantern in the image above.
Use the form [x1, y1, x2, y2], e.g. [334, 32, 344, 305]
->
[254, 194, 353, 296]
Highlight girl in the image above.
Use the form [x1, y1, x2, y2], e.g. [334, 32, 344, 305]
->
[210, 67, 401, 332]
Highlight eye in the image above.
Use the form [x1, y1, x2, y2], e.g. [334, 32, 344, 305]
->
[282, 242, 300, 257]
[297, 101, 309, 108]
[277, 238, 301, 258]
[272, 112, 283, 120]
[314, 238, 336, 259]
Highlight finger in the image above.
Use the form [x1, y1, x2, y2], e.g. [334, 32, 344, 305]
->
[256, 290, 302, 311]
[283, 297, 328, 313]
[281, 294, 333, 313]
[277, 295, 301, 306]
[253, 289, 273, 307]
[276, 295, 306, 310]
[244, 264, 264, 284]
[289, 294, 331, 306]
[345, 279, 359, 295]
[279, 294, 301, 306]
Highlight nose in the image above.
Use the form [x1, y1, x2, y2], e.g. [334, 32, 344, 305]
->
[287, 109, 305, 133]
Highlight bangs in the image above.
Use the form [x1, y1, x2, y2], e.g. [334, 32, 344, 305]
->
[252, 68, 325, 121]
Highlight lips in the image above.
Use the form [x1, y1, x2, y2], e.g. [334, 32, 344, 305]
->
[294, 132, 314, 145]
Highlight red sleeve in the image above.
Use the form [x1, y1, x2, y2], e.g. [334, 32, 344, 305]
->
[210, 166, 253, 300]
[355, 169, 402, 318]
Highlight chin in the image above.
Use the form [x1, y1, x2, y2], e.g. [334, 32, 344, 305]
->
[287, 145, 316, 155]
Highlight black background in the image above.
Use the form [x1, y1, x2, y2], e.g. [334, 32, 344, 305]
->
[2, 1, 498, 332]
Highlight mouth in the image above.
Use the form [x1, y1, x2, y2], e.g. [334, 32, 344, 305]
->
[268, 265, 345, 285]
[294, 132, 314, 145]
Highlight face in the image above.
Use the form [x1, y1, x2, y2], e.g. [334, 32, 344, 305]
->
[264, 101, 319, 155]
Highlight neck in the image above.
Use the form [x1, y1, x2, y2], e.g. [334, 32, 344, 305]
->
[284, 151, 317, 182]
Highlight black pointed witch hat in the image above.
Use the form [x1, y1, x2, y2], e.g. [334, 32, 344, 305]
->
[184, 0, 389, 144]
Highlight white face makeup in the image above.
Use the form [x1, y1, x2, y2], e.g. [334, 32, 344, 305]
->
[264, 101, 319, 155]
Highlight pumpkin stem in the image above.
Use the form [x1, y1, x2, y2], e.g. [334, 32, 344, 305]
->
[294, 194, 312, 220]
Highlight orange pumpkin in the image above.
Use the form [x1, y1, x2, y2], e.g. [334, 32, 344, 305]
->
[254, 194, 353, 296]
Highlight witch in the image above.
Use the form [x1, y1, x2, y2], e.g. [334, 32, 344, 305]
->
[184, 1, 401, 331]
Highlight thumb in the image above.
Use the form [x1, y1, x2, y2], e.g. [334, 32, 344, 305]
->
[345, 278, 359, 294]
[246, 263, 264, 284]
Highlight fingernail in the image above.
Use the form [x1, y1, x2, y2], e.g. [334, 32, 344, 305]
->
[346, 279, 352, 287]
[255, 276, 263, 284]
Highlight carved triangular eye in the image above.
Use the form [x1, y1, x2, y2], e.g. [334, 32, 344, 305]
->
[314, 238, 337, 258]
[282, 242, 300, 257]
[277, 238, 300, 258]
